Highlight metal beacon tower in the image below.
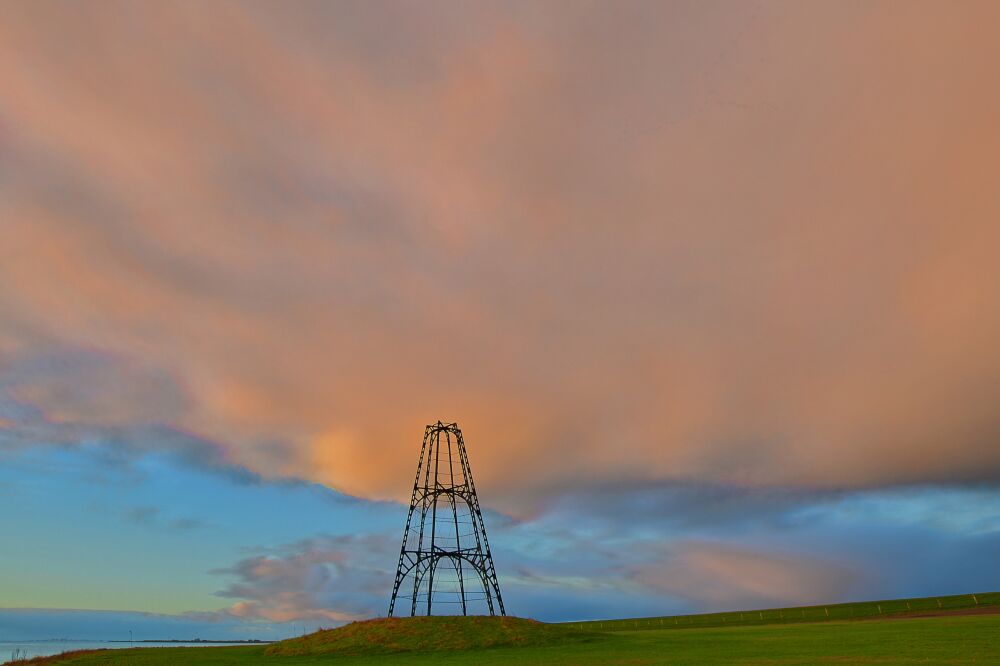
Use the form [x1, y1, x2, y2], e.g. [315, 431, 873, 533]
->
[388, 421, 505, 617]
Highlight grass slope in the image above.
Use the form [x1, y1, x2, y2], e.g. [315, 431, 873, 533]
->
[21, 615, 1000, 665]
[20, 592, 1000, 665]
[264, 616, 602, 656]
[563, 590, 1000, 632]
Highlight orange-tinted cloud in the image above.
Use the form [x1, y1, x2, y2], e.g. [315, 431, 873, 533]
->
[2, 1, 1000, 512]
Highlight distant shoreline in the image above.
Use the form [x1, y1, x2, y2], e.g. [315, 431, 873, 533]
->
[108, 638, 274, 645]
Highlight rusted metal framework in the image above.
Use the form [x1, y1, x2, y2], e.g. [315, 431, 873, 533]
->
[387, 421, 505, 617]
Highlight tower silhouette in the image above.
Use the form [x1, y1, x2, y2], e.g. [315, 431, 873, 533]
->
[388, 421, 505, 617]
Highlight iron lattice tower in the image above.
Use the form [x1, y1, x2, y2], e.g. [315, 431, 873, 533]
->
[388, 421, 505, 617]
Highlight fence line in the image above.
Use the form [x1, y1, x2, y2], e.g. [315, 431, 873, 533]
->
[560, 591, 1000, 633]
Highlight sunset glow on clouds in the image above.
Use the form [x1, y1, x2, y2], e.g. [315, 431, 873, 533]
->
[2, 0, 1000, 637]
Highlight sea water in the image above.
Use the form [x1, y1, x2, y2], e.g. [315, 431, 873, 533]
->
[1, 640, 239, 662]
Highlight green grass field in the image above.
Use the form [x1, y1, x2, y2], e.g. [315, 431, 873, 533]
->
[22, 593, 1000, 665]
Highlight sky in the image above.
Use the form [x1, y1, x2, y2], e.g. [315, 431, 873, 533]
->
[2, 0, 1000, 641]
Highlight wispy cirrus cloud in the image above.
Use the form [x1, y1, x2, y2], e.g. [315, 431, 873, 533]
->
[123, 506, 208, 531]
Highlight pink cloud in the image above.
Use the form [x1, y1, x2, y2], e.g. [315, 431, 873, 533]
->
[628, 541, 861, 610]
[1, 2, 999, 513]
[212, 534, 392, 624]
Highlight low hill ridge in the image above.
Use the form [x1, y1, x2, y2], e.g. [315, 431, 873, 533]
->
[264, 615, 602, 656]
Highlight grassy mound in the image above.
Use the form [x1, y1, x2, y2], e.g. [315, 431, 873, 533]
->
[264, 616, 604, 656]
